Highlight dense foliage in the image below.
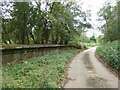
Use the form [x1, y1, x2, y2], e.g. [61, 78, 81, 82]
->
[1, 2, 91, 45]
[2, 49, 79, 88]
[96, 1, 119, 73]
[96, 41, 119, 72]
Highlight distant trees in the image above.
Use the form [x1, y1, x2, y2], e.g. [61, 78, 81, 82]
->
[97, 1, 119, 43]
[1, 2, 91, 45]
[90, 35, 96, 43]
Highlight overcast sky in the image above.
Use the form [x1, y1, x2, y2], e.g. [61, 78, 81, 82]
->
[77, 0, 117, 37]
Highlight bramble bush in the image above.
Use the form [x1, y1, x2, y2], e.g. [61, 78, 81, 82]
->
[96, 40, 120, 72]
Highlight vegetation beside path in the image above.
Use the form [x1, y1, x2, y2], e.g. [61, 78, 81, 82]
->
[2, 49, 80, 88]
[96, 41, 120, 73]
[96, 2, 120, 75]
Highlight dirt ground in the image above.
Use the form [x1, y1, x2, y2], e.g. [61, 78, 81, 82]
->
[64, 47, 118, 88]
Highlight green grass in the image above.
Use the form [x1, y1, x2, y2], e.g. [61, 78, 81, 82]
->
[96, 40, 120, 72]
[2, 49, 79, 88]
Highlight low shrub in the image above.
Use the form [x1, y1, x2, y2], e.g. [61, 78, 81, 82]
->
[96, 40, 120, 72]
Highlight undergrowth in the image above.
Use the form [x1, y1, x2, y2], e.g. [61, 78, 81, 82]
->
[96, 40, 120, 72]
[2, 49, 79, 88]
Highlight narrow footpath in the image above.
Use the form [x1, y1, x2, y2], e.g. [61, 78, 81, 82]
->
[64, 47, 118, 88]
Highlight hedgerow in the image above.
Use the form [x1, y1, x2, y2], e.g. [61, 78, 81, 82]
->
[96, 40, 120, 72]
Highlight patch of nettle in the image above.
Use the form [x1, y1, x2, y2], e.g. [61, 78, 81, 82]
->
[96, 40, 120, 72]
[2, 49, 79, 88]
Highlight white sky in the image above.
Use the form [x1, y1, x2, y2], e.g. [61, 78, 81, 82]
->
[77, 0, 117, 37]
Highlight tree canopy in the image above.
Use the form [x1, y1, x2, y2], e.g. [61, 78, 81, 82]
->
[97, 1, 120, 43]
[1, 2, 91, 45]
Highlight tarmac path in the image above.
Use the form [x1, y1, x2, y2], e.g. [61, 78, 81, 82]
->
[64, 47, 118, 88]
